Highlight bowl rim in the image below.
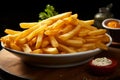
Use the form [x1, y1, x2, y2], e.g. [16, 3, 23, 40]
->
[1, 34, 112, 57]
[102, 18, 120, 30]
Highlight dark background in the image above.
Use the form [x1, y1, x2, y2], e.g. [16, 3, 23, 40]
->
[0, 0, 120, 49]
[0, 0, 120, 79]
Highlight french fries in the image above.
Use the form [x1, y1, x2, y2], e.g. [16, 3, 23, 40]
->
[0, 12, 110, 54]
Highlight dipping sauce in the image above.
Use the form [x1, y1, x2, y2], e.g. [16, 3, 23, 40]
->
[107, 21, 120, 28]
[92, 57, 112, 66]
[89, 57, 118, 75]
[102, 18, 120, 42]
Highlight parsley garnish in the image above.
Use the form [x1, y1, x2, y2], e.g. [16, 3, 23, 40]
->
[38, 4, 58, 21]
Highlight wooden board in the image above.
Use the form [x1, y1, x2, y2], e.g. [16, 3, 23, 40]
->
[0, 47, 120, 80]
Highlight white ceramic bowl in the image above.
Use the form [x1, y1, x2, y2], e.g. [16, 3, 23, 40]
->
[1, 34, 112, 68]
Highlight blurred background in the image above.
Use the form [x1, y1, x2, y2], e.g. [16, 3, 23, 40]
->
[0, 0, 120, 49]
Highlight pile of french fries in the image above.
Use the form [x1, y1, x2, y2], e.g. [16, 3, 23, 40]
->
[0, 12, 110, 54]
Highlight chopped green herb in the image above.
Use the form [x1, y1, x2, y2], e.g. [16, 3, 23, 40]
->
[38, 4, 58, 21]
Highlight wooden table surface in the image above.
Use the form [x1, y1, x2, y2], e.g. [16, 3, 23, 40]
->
[0, 47, 120, 80]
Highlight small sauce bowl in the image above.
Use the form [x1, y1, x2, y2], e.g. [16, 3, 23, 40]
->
[102, 18, 120, 30]
[102, 18, 120, 43]
[88, 57, 118, 75]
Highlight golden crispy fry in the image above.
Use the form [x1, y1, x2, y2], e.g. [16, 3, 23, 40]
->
[82, 20, 94, 25]
[88, 29, 106, 36]
[4, 29, 21, 35]
[48, 12, 72, 21]
[85, 38, 98, 43]
[43, 47, 59, 54]
[58, 24, 81, 40]
[82, 43, 97, 50]
[22, 44, 32, 53]
[49, 36, 59, 48]
[65, 39, 83, 47]
[35, 31, 44, 49]
[41, 37, 50, 48]
[59, 39, 83, 47]
[31, 49, 43, 54]
[19, 22, 38, 29]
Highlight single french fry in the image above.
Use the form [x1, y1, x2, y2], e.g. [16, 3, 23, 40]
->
[19, 22, 38, 29]
[88, 29, 106, 36]
[22, 44, 32, 53]
[85, 38, 98, 43]
[17, 38, 28, 45]
[63, 39, 83, 47]
[82, 20, 94, 25]
[28, 37, 37, 47]
[43, 47, 59, 54]
[58, 24, 81, 40]
[4, 29, 21, 35]
[49, 36, 59, 48]
[48, 12, 72, 22]
[31, 49, 43, 54]
[41, 37, 50, 48]
[35, 31, 44, 49]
